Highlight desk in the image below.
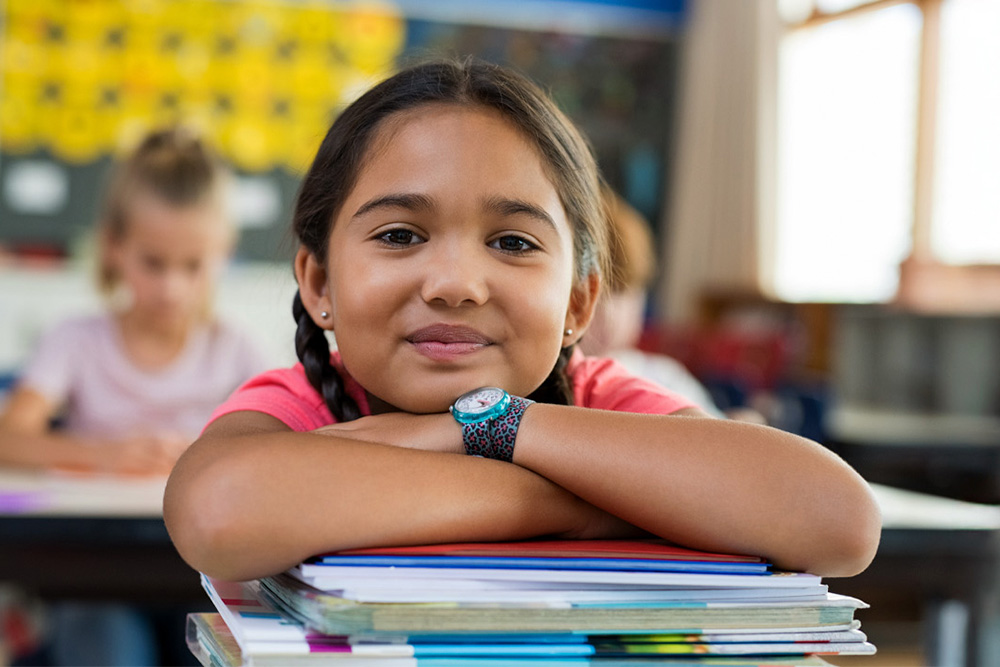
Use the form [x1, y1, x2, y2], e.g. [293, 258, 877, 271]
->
[844, 484, 1000, 667]
[828, 406, 1000, 503]
[0, 469, 202, 602]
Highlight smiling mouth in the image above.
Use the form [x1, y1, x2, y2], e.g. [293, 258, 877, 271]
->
[407, 325, 493, 361]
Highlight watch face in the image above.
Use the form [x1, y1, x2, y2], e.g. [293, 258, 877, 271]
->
[454, 387, 506, 416]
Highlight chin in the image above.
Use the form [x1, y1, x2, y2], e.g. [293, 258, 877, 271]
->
[376, 378, 490, 415]
[381, 394, 453, 415]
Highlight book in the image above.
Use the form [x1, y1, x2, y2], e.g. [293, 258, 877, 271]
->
[311, 555, 769, 575]
[187, 613, 842, 667]
[331, 585, 830, 605]
[191, 539, 873, 665]
[203, 577, 870, 657]
[334, 540, 766, 563]
[294, 566, 822, 591]
[259, 573, 866, 637]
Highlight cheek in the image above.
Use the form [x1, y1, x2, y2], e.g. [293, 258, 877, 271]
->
[329, 258, 405, 321]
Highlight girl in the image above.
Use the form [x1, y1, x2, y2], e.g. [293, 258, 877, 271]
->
[0, 127, 267, 666]
[0, 127, 266, 475]
[164, 59, 880, 584]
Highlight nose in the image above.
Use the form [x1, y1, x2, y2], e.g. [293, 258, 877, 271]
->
[419, 239, 489, 307]
[157, 267, 192, 309]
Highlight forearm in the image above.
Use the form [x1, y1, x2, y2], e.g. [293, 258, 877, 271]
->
[0, 428, 101, 470]
[513, 405, 882, 577]
[165, 429, 607, 581]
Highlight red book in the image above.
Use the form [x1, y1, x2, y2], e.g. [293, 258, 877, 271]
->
[336, 539, 763, 563]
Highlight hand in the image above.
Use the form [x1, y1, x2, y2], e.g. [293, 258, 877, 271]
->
[100, 433, 191, 475]
[313, 412, 464, 454]
[559, 502, 650, 540]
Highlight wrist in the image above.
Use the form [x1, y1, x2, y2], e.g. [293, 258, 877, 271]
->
[450, 387, 534, 462]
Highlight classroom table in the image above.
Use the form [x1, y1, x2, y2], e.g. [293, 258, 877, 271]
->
[838, 483, 1000, 667]
[828, 405, 1000, 503]
[2, 468, 1000, 666]
[0, 468, 202, 602]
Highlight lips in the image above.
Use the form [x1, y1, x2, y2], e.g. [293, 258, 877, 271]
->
[407, 324, 493, 361]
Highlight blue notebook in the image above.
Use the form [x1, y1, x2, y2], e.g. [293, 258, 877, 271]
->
[313, 555, 769, 574]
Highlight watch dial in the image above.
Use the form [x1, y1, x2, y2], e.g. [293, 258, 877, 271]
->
[456, 388, 504, 415]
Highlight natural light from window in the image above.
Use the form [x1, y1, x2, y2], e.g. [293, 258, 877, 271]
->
[932, 0, 1000, 265]
[774, 3, 922, 302]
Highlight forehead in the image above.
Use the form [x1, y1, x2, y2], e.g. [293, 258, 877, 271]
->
[350, 104, 564, 210]
[120, 192, 230, 253]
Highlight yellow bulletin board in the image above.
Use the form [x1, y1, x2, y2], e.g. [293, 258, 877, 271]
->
[0, 0, 406, 173]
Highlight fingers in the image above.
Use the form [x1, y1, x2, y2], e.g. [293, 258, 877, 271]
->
[108, 434, 192, 475]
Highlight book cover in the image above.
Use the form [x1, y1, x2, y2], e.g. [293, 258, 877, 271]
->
[334, 540, 765, 564]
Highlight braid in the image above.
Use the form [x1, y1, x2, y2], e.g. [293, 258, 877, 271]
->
[292, 291, 361, 422]
[526, 345, 575, 406]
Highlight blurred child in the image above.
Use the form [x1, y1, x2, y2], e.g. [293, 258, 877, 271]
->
[0, 127, 266, 665]
[579, 188, 765, 423]
[0, 127, 265, 474]
[578, 187, 725, 417]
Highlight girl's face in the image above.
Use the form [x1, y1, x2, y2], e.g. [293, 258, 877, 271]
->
[311, 104, 596, 413]
[109, 193, 231, 329]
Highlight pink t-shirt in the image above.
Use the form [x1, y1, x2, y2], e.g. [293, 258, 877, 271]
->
[19, 313, 268, 440]
[207, 349, 697, 432]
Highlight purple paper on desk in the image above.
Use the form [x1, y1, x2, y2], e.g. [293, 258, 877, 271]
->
[0, 491, 49, 513]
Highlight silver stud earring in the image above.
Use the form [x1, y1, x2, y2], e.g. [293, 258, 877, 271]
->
[564, 328, 574, 336]
[320, 311, 329, 319]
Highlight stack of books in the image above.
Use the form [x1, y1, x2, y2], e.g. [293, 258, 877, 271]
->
[187, 539, 875, 666]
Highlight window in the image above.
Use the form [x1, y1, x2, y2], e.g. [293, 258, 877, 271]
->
[773, 0, 1000, 305]
[932, 0, 1000, 265]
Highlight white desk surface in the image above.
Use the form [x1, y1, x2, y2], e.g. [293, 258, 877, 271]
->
[3, 466, 1000, 532]
[0, 468, 166, 518]
[874, 482, 1000, 530]
[828, 404, 1000, 447]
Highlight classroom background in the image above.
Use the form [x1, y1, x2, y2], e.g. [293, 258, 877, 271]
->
[2, 0, 1000, 665]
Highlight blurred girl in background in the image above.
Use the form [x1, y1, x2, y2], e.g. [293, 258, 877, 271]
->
[0, 127, 265, 475]
[0, 127, 266, 665]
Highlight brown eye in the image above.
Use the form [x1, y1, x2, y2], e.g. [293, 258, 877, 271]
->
[490, 235, 537, 254]
[377, 228, 423, 246]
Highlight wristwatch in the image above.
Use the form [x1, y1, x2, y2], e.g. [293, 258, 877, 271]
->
[450, 386, 534, 462]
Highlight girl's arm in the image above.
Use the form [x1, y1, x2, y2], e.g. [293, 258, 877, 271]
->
[511, 405, 881, 578]
[163, 410, 639, 582]
[0, 387, 186, 473]
[316, 406, 881, 578]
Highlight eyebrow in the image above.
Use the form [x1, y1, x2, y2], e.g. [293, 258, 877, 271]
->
[482, 195, 556, 230]
[351, 192, 557, 230]
[352, 193, 435, 219]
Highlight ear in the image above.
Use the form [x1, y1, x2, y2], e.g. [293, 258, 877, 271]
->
[99, 225, 120, 264]
[294, 246, 334, 330]
[563, 272, 601, 347]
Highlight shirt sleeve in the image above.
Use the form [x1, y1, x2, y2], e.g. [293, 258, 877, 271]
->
[205, 366, 335, 433]
[570, 353, 700, 415]
[16, 322, 77, 407]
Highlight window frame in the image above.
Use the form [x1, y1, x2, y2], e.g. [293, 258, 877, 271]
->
[781, 0, 1000, 312]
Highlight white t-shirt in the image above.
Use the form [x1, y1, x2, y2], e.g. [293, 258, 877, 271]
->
[18, 313, 268, 440]
[609, 349, 725, 418]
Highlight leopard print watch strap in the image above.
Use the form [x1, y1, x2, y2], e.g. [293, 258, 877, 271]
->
[462, 395, 534, 462]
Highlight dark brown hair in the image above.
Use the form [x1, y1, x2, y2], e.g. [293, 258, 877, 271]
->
[292, 58, 610, 421]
